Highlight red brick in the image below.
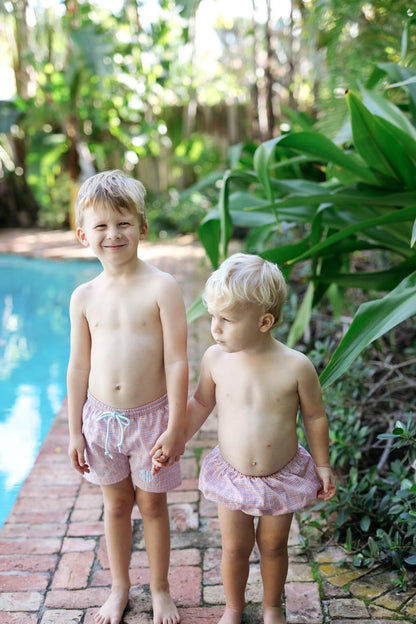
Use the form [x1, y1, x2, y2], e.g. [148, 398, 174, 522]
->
[0, 572, 49, 592]
[203, 548, 222, 585]
[170, 548, 200, 566]
[200, 495, 217, 517]
[70, 508, 102, 522]
[170, 504, 199, 532]
[179, 607, 224, 623]
[180, 457, 198, 479]
[0, 523, 66, 539]
[0, 555, 57, 573]
[0, 614, 38, 623]
[174, 478, 199, 491]
[90, 569, 113, 586]
[285, 582, 323, 623]
[66, 521, 104, 537]
[73, 493, 103, 510]
[96, 536, 109, 569]
[44, 587, 109, 609]
[0, 538, 61, 555]
[167, 490, 199, 504]
[12, 497, 75, 513]
[39, 609, 84, 623]
[23, 464, 78, 486]
[3, 511, 69, 525]
[168, 566, 201, 606]
[0, 591, 43, 611]
[52, 552, 94, 589]
[61, 537, 96, 553]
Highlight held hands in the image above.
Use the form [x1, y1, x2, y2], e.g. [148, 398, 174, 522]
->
[315, 466, 337, 501]
[151, 448, 167, 475]
[150, 428, 185, 476]
[68, 433, 90, 475]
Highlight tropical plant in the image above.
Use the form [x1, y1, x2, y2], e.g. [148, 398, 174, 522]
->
[187, 66, 416, 388]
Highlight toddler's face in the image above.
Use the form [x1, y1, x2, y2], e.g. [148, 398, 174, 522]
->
[206, 301, 268, 353]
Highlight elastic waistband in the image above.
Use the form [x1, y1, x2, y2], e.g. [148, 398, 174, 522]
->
[86, 391, 168, 417]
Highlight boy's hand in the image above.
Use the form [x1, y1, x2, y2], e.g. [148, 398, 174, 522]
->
[150, 428, 185, 466]
[68, 433, 90, 475]
[316, 466, 337, 501]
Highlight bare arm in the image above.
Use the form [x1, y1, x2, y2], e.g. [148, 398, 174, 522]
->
[150, 275, 188, 464]
[67, 286, 91, 475]
[152, 347, 216, 473]
[297, 355, 336, 500]
[185, 349, 217, 441]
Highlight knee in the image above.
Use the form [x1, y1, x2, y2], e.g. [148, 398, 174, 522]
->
[138, 494, 167, 520]
[258, 537, 288, 559]
[104, 494, 134, 519]
[222, 539, 253, 562]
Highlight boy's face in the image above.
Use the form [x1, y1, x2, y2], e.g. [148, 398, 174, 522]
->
[206, 301, 274, 353]
[76, 203, 147, 261]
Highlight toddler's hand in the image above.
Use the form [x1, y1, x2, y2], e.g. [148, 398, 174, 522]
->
[151, 449, 168, 475]
[316, 466, 337, 501]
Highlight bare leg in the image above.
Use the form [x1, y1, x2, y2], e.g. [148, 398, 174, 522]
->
[136, 489, 180, 624]
[217, 504, 256, 624]
[256, 513, 293, 624]
[95, 476, 135, 624]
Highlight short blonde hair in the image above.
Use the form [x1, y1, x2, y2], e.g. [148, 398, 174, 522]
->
[75, 170, 147, 228]
[203, 253, 287, 326]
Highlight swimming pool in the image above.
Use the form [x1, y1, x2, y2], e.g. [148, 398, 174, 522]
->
[0, 254, 101, 528]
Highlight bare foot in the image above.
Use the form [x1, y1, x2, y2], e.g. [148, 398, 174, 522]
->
[218, 607, 243, 624]
[263, 605, 286, 624]
[94, 586, 130, 624]
[152, 589, 180, 624]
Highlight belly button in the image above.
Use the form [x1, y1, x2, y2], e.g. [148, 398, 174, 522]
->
[251, 460, 257, 466]
[115, 384, 121, 391]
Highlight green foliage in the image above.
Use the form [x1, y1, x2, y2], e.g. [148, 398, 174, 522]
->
[304, 418, 416, 590]
[189, 66, 416, 388]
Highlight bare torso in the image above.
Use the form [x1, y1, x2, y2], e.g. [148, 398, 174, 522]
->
[81, 262, 168, 408]
[211, 342, 303, 476]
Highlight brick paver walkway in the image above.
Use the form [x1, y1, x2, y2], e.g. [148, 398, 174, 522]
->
[0, 229, 414, 623]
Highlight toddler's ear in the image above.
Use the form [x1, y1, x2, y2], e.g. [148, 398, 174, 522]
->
[259, 313, 275, 332]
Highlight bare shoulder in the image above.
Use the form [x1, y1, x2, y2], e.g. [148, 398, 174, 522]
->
[276, 341, 317, 377]
[70, 274, 102, 309]
[203, 344, 223, 364]
[141, 262, 181, 294]
[199, 344, 223, 378]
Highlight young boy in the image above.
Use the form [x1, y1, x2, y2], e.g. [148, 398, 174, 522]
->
[153, 253, 336, 624]
[67, 170, 188, 624]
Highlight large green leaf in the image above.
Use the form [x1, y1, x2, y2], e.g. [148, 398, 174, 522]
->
[320, 271, 416, 387]
[276, 132, 379, 185]
[198, 215, 220, 269]
[360, 84, 416, 140]
[286, 205, 416, 265]
[287, 282, 314, 348]
[346, 90, 408, 184]
[376, 62, 416, 111]
[186, 294, 206, 324]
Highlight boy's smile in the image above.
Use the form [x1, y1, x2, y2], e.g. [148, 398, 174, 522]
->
[76, 203, 147, 263]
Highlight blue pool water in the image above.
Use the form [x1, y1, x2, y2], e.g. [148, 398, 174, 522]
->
[0, 254, 101, 528]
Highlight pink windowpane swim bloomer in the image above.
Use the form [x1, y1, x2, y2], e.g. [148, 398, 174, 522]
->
[82, 391, 181, 492]
[199, 444, 321, 516]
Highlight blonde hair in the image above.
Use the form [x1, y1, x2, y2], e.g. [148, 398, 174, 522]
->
[203, 253, 287, 326]
[75, 170, 147, 228]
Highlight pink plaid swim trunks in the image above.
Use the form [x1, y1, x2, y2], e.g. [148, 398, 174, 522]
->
[82, 391, 181, 492]
[199, 444, 321, 516]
